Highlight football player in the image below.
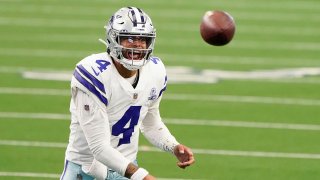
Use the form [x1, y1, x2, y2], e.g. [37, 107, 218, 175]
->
[60, 7, 195, 180]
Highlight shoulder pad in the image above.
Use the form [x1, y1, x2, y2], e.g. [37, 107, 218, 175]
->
[72, 54, 112, 106]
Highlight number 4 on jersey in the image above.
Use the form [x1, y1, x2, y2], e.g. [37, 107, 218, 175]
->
[92, 60, 110, 76]
[112, 106, 142, 146]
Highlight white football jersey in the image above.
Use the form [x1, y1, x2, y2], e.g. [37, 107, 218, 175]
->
[65, 52, 177, 175]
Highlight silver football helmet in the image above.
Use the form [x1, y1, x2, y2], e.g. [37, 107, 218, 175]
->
[102, 7, 156, 70]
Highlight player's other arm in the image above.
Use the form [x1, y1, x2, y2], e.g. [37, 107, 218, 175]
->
[140, 97, 195, 169]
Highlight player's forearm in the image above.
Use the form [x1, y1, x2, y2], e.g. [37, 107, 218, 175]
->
[142, 114, 178, 153]
[142, 103, 179, 153]
[93, 144, 131, 176]
[142, 121, 179, 153]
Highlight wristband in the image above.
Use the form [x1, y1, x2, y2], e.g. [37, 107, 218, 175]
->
[130, 168, 149, 180]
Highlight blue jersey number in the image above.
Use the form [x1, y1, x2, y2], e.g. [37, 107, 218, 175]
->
[112, 106, 142, 146]
[92, 60, 110, 76]
[150, 57, 160, 64]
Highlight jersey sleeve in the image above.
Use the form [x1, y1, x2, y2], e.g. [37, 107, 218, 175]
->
[71, 56, 111, 108]
[73, 88, 131, 176]
[140, 95, 179, 153]
[141, 57, 179, 152]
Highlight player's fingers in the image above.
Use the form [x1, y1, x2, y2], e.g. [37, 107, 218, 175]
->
[184, 147, 193, 156]
[188, 153, 195, 162]
[177, 162, 191, 169]
[181, 149, 195, 163]
[177, 157, 195, 168]
[177, 162, 187, 169]
[178, 149, 194, 163]
[178, 145, 185, 154]
[183, 156, 195, 165]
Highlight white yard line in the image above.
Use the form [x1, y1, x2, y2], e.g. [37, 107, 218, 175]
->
[0, 172, 59, 178]
[165, 118, 320, 131]
[0, 87, 70, 96]
[158, 54, 320, 66]
[165, 94, 320, 106]
[0, 171, 192, 180]
[1, 4, 319, 23]
[21, 67, 320, 83]
[1, 87, 320, 106]
[0, 112, 70, 120]
[0, 140, 66, 148]
[2, 34, 320, 51]
[1, 140, 320, 160]
[1, 38, 319, 52]
[139, 145, 320, 160]
[0, 47, 84, 58]
[3, 66, 320, 84]
[1, 0, 319, 11]
[1, 111, 320, 131]
[1, 48, 320, 65]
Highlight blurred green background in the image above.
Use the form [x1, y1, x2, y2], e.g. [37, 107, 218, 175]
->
[1, 0, 320, 179]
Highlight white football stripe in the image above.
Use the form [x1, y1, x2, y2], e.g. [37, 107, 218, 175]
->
[0, 171, 193, 180]
[1, 0, 318, 10]
[1, 111, 320, 131]
[3, 66, 318, 85]
[0, 140, 66, 148]
[165, 118, 320, 131]
[0, 112, 70, 120]
[138, 145, 320, 159]
[1, 87, 320, 106]
[0, 172, 59, 178]
[0, 47, 84, 58]
[1, 48, 319, 66]
[0, 87, 69, 96]
[1, 140, 320, 160]
[164, 94, 320, 106]
[0, 3, 319, 22]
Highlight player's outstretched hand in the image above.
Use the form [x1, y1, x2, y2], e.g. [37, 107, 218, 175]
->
[173, 144, 195, 169]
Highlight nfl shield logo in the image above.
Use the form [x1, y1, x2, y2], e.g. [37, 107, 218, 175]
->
[133, 93, 138, 99]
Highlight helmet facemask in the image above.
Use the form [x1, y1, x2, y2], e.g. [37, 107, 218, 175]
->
[109, 31, 156, 70]
[101, 7, 156, 71]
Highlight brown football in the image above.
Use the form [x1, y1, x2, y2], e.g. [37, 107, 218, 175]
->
[200, 10, 236, 46]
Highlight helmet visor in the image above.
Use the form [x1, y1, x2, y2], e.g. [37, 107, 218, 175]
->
[118, 33, 155, 48]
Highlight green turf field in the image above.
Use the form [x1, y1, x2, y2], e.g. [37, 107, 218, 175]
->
[1, 0, 320, 179]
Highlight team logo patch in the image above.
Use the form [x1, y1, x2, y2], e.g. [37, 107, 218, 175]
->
[148, 87, 157, 100]
[84, 105, 90, 111]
